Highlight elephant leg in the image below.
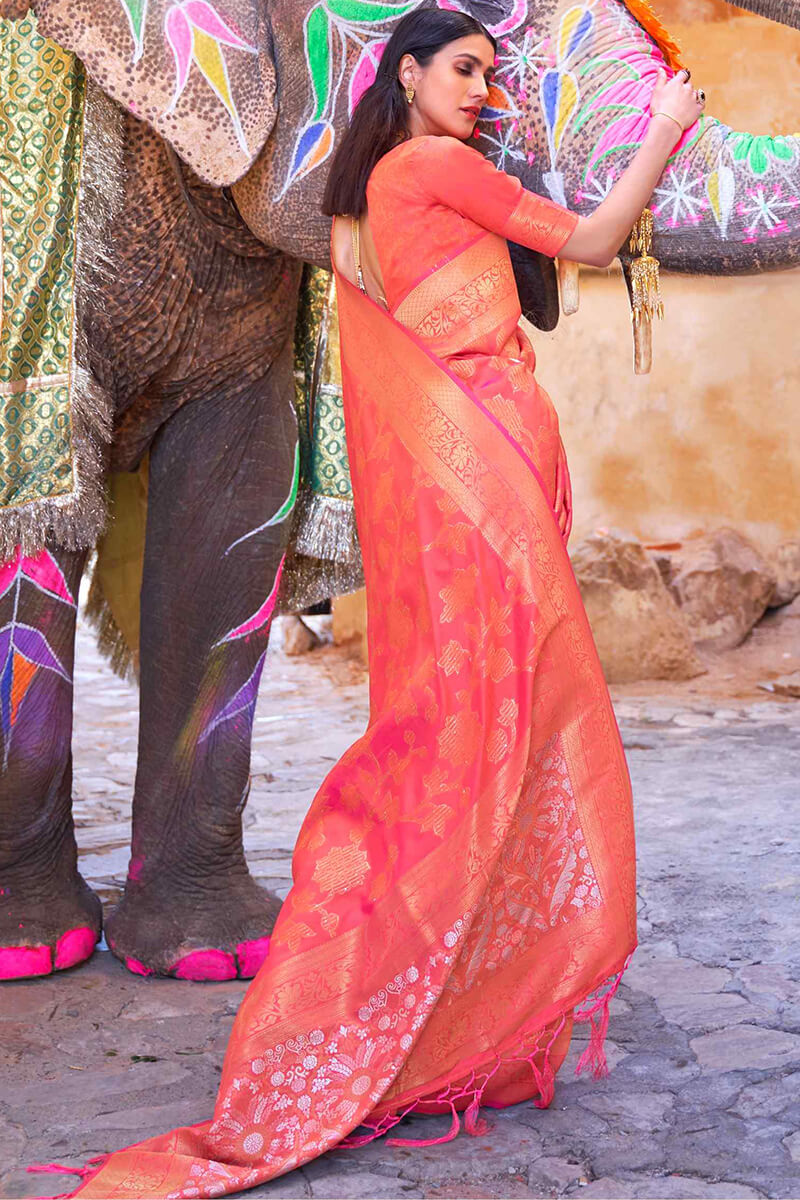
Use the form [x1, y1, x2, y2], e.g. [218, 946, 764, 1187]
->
[0, 547, 101, 979]
[105, 338, 298, 980]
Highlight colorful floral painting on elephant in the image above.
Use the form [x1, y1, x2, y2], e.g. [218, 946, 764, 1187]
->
[1, 0, 798, 983]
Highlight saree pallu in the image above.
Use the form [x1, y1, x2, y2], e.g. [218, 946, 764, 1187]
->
[61, 230, 636, 1200]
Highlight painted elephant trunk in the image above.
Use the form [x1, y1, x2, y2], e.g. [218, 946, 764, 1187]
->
[634, 118, 800, 275]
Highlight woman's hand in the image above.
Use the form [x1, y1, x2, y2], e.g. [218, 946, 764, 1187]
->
[650, 67, 705, 133]
[559, 64, 706, 268]
[554, 436, 573, 544]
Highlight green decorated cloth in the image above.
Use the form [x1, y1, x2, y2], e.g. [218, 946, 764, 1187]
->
[278, 264, 364, 612]
[0, 14, 117, 560]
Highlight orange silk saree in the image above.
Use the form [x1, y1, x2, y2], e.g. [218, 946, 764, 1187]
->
[57, 136, 637, 1199]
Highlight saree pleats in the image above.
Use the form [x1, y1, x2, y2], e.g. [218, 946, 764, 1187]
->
[64, 230, 636, 1200]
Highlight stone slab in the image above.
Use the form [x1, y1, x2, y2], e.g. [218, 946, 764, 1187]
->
[690, 1025, 800, 1071]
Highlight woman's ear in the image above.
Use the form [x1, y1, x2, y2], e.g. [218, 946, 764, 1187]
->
[397, 53, 416, 89]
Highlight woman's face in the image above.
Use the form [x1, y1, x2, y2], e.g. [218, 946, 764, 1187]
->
[399, 34, 495, 141]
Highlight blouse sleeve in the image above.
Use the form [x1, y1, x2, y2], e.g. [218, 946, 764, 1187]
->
[412, 135, 578, 258]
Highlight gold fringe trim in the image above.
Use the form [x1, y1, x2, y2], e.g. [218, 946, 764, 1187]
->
[293, 488, 361, 566]
[277, 485, 364, 613]
[628, 208, 664, 327]
[277, 548, 365, 616]
[85, 566, 139, 683]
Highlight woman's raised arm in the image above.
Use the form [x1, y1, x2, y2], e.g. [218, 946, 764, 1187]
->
[416, 68, 702, 269]
[561, 68, 703, 266]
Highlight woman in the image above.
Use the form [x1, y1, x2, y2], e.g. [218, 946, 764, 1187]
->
[55, 10, 702, 1198]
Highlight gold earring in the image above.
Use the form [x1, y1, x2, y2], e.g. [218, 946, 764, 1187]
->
[405, 82, 415, 105]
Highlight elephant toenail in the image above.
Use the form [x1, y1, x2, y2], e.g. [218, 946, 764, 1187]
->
[125, 956, 155, 977]
[0, 944, 52, 979]
[54, 926, 98, 970]
[172, 949, 237, 981]
[236, 937, 271, 977]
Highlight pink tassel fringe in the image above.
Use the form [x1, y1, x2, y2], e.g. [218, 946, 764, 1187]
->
[28, 1154, 108, 1199]
[343, 952, 633, 1151]
[28, 956, 634, 1188]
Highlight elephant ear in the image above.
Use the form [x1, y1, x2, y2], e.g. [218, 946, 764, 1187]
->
[36, 0, 276, 185]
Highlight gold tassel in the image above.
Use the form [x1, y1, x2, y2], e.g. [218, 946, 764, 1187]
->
[628, 208, 664, 327]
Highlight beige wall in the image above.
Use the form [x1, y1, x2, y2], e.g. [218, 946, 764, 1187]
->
[535, 268, 800, 548]
[536, 2, 800, 550]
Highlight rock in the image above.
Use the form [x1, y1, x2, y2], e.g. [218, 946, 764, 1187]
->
[282, 615, 321, 656]
[0, 1115, 26, 1162]
[92, 1098, 210, 1131]
[11, 1061, 190, 1106]
[0, 983, 57, 1020]
[528, 1155, 588, 1192]
[677, 1072, 752, 1113]
[690, 1024, 800, 1070]
[657, 528, 777, 650]
[0, 1168, 81, 1200]
[247, 1171, 321, 1199]
[737, 964, 796, 1003]
[576, 1091, 674, 1133]
[587, 1130, 666, 1174]
[732, 1072, 800, 1119]
[305, 1174, 421, 1199]
[654, 992, 764, 1033]
[569, 531, 704, 683]
[758, 670, 800, 698]
[624, 957, 732, 998]
[569, 1178, 764, 1199]
[766, 538, 800, 608]
[783, 1130, 800, 1163]
[666, 1111, 794, 1189]
[672, 712, 716, 727]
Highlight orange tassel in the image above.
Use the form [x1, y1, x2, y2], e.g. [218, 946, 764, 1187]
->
[624, 0, 685, 70]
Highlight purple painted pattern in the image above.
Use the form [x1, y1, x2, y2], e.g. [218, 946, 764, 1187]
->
[198, 650, 266, 743]
[0, 547, 75, 770]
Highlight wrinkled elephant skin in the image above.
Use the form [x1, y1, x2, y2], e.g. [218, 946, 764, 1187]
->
[0, 99, 300, 980]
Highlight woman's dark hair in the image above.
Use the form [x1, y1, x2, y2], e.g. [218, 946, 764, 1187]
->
[322, 8, 495, 217]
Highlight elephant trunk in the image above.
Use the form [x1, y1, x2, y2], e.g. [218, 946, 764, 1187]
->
[626, 116, 800, 276]
[719, 0, 800, 31]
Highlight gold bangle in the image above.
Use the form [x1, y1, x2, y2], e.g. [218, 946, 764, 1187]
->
[652, 111, 683, 135]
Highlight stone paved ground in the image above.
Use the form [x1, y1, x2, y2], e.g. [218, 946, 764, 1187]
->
[1, 605, 799, 1200]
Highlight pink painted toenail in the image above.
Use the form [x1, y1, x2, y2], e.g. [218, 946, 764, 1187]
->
[54, 926, 97, 971]
[125, 956, 155, 977]
[236, 937, 270, 977]
[0, 944, 52, 980]
[172, 949, 237, 981]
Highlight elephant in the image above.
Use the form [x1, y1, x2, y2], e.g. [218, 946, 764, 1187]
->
[0, 0, 797, 982]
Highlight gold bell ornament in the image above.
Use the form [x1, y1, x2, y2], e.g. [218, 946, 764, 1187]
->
[627, 207, 663, 375]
